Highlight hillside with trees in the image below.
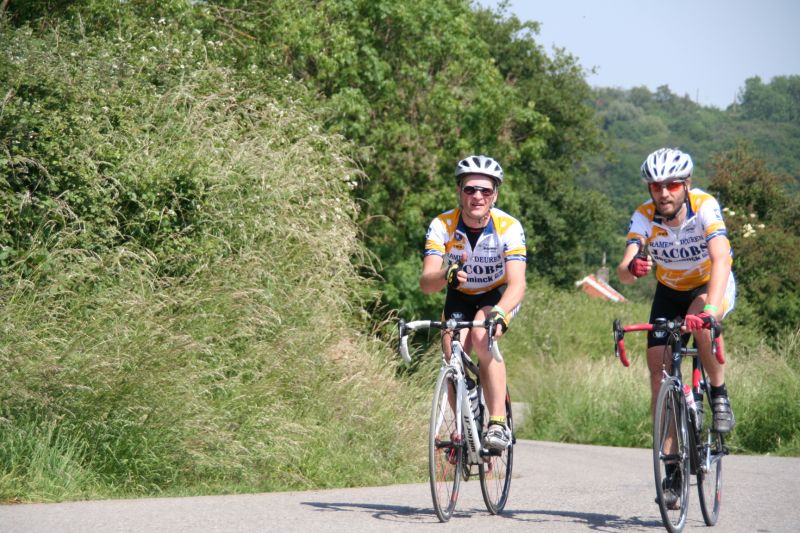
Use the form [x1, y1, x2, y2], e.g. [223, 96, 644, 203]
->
[583, 79, 800, 218]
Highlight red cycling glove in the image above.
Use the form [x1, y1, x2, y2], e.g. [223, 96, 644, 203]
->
[684, 312, 712, 331]
[627, 256, 650, 278]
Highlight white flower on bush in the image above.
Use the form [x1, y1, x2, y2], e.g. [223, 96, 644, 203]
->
[742, 223, 756, 238]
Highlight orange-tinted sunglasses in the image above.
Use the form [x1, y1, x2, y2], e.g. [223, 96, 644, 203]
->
[649, 181, 686, 194]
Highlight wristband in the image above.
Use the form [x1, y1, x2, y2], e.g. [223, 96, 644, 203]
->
[491, 305, 506, 319]
[490, 305, 509, 332]
[703, 304, 718, 313]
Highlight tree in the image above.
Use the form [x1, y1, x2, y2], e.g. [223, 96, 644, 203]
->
[737, 75, 800, 123]
[202, 0, 615, 317]
[710, 144, 800, 336]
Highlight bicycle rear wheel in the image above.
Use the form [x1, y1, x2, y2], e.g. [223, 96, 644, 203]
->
[479, 387, 514, 514]
[653, 378, 690, 533]
[429, 366, 462, 522]
[697, 400, 723, 526]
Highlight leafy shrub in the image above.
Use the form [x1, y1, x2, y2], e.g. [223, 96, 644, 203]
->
[0, 7, 427, 501]
[710, 144, 800, 336]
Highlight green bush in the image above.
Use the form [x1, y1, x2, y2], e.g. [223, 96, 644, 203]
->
[0, 10, 428, 502]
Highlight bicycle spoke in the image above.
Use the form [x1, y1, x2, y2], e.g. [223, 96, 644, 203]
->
[480, 390, 513, 514]
[429, 367, 461, 522]
[697, 401, 723, 526]
[653, 380, 689, 533]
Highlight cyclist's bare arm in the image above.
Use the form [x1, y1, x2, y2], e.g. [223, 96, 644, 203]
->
[704, 236, 732, 319]
[420, 254, 447, 294]
[492, 260, 526, 337]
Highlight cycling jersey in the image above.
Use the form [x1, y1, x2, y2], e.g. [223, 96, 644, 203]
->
[425, 207, 527, 295]
[626, 188, 734, 292]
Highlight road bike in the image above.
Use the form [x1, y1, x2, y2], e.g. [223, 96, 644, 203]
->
[398, 317, 514, 522]
[613, 316, 728, 533]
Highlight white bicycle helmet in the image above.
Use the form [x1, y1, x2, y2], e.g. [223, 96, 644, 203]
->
[640, 148, 693, 183]
[455, 155, 504, 184]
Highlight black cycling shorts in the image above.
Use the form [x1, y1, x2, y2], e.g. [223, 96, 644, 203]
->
[443, 285, 505, 322]
[648, 282, 707, 348]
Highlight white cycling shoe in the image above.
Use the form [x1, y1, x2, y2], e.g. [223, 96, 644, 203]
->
[484, 424, 511, 451]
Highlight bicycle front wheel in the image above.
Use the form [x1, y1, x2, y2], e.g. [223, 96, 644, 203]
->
[697, 406, 723, 525]
[429, 366, 462, 522]
[653, 378, 690, 533]
[479, 387, 514, 514]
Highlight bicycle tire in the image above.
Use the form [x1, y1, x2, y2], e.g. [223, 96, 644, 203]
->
[479, 387, 514, 514]
[429, 366, 462, 522]
[697, 398, 723, 526]
[653, 378, 690, 533]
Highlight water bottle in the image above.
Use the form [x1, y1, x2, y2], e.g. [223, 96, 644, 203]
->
[683, 384, 698, 428]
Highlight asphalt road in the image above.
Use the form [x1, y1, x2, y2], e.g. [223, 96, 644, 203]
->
[2, 440, 799, 532]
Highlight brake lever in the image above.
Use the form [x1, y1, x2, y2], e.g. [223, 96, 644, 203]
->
[486, 318, 503, 362]
[398, 319, 412, 363]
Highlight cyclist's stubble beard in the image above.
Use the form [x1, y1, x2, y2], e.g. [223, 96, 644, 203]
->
[651, 186, 688, 222]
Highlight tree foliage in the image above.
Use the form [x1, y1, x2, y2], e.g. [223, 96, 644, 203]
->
[178, 0, 617, 318]
[4, 1, 797, 328]
[737, 75, 800, 124]
[709, 144, 800, 336]
[2, 2, 433, 497]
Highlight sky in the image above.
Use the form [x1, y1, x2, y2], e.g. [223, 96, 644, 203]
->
[480, 0, 800, 109]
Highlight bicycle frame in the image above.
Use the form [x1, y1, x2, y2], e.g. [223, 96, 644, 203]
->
[399, 317, 514, 521]
[444, 340, 480, 464]
[614, 316, 726, 450]
[400, 317, 504, 464]
[613, 315, 728, 531]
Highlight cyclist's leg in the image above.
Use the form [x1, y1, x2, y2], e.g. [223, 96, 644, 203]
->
[692, 276, 737, 432]
[451, 288, 503, 421]
[686, 285, 723, 386]
[471, 305, 505, 420]
[442, 288, 474, 360]
[469, 288, 514, 449]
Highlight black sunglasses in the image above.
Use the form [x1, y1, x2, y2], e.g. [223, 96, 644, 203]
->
[462, 185, 495, 197]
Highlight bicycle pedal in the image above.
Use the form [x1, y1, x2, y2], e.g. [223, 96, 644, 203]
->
[480, 447, 503, 457]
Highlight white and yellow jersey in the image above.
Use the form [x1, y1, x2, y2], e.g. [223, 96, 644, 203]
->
[626, 188, 733, 291]
[424, 207, 527, 295]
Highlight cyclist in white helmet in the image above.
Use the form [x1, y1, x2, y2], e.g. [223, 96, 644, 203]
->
[420, 155, 527, 451]
[617, 147, 736, 509]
